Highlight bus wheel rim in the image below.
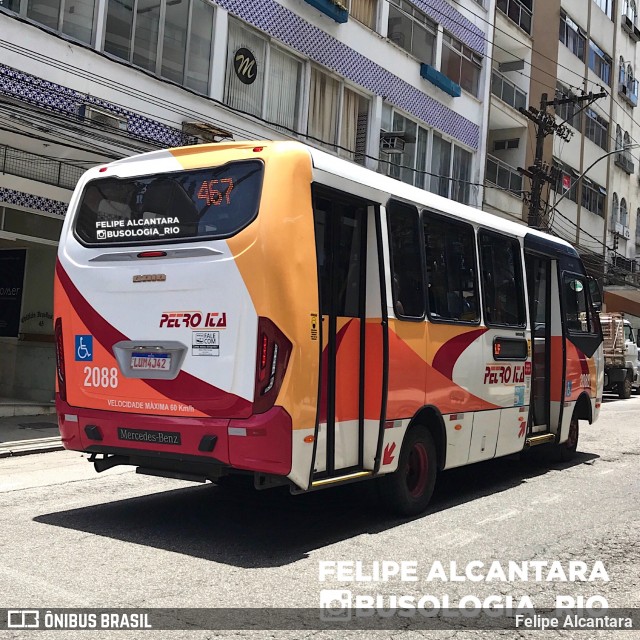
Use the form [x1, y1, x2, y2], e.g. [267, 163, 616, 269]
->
[406, 443, 428, 498]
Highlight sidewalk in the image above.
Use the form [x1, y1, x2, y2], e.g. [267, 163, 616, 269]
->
[0, 413, 63, 458]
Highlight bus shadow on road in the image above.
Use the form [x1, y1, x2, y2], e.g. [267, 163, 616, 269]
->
[34, 450, 598, 568]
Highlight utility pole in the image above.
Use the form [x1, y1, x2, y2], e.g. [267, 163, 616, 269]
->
[519, 90, 607, 229]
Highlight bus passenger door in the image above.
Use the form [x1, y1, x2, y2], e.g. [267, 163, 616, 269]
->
[312, 188, 382, 478]
[525, 254, 564, 434]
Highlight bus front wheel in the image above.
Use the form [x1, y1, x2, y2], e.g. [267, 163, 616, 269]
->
[379, 426, 437, 517]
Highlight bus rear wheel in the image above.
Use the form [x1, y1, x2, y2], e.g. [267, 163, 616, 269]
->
[379, 426, 437, 517]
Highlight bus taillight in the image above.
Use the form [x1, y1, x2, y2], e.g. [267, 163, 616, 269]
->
[254, 317, 291, 414]
[55, 317, 67, 401]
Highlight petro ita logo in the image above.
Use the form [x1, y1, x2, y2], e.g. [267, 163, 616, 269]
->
[233, 47, 257, 85]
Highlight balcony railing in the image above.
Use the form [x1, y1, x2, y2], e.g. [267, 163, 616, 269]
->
[619, 72, 639, 107]
[622, 9, 640, 41]
[0, 145, 84, 190]
[491, 70, 527, 112]
[615, 151, 635, 174]
[496, 0, 532, 34]
[486, 155, 523, 194]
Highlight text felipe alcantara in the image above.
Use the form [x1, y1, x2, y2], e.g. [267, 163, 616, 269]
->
[318, 560, 634, 628]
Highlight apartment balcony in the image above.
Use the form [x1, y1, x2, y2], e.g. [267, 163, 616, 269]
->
[496, 0, 532, 35]
[622, 11, 640, 42]
[615, 151, 635, 174]
[491, 70, 527, 112]
[486, 155, 523, 194]
[619, 77, 639, 107]
[0, 144, 84, 190]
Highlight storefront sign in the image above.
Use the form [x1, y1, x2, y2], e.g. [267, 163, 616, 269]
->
[233, 48, 257, 85]
[0, 249, 26, 337]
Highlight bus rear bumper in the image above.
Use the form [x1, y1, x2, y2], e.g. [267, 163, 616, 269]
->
[55, 398, 292, 477]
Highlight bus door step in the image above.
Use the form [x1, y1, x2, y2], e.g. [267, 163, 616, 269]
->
[524, 433, 556, 448]
[301, 470, 373, 492]
[530, 424, 549, 434]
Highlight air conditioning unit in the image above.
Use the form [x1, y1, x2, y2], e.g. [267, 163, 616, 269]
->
[380, 134, 406, 154]
[615, 222, 624, 234]
[79, 105, 128, 132]
[623, 226, 632, 239]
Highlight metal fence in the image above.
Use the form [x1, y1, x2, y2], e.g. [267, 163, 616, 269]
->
[0, 144, 85, 190]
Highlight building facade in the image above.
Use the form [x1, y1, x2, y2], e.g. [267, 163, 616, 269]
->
[484, 0, 640, 325]
[0, 0, 492, 402]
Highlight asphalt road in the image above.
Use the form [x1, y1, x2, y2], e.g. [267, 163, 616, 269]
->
[0, 395, 638, 639]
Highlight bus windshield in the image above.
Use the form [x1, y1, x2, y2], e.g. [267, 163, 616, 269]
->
[74, 159, 263, 245]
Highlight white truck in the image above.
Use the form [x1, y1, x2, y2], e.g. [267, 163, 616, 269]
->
[600, 312, 640, 398]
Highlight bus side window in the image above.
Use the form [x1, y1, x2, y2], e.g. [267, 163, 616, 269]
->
[479, 231, 526, 327]
[563, 276, 594, 333]
[387, 200, 425, 319]
[423, 211, 479, 323]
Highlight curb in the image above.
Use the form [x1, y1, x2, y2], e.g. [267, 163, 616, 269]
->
[0, 437, 64, 458]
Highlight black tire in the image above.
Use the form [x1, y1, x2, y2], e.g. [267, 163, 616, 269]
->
[379, 426, 437, 517]
[618, 375, 632, 399]
[555, 414, 579, 462]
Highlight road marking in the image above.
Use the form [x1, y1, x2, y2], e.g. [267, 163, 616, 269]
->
[475, 509, 519, 525]
[531, 494, 562, 505]
[599, 469, 614, 475]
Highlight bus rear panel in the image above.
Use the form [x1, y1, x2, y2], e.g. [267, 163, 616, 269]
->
[55, 142, 319, 488]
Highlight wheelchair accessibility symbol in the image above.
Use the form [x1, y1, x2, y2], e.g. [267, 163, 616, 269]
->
[75, 335, 93, 361]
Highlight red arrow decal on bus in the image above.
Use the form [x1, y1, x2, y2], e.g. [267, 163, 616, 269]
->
[383, 442, 396, 465]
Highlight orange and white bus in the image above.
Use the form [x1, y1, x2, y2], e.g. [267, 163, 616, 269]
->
[54, 141, 603, 515]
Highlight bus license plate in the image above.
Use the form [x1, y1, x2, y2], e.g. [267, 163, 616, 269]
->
[131, 353, 171, 370]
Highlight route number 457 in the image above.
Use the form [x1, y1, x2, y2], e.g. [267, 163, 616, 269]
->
[84, 366, 118, 389]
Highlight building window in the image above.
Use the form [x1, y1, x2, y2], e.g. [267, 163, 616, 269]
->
[620, 198, 629, 226]
[381, 107, 424, 186]
[387, 0, 437, 64]
[581, 178, 606, 216]
[594, 0, 613, 19]
[103, 0, 214, 93]
[22, 0, 96, 44]
[612, 192, 619, 225]
[493, 139, 519, 150]
[559, 12, 586, 61]
[636, 209, 640, 244]
[553, 160, 579, 203]
[496, 0, 532, 34]
[616, 123, 623, 150]
[308, 67, 369, 163]
[441, 33, 482, 97]
[349, 0, 377, 29]
[589, 39, 612, 85]
[623, 0, 638, 24]
[585, 108, 609, 150]
[430, 133, 472, 204]
[555, 83, 583, 130]
[224, 20, 303, 132]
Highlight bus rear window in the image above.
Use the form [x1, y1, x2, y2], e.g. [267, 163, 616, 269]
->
[74, 160, 263, 245]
